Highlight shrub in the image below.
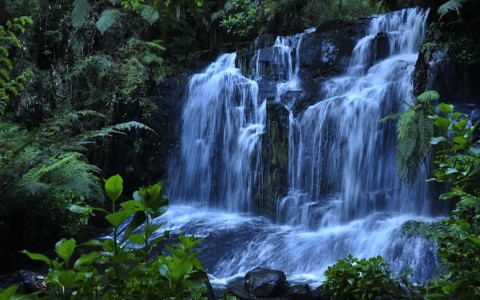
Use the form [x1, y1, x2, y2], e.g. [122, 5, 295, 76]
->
[14, 174, 207, 299]
[322, 255, 398, 300]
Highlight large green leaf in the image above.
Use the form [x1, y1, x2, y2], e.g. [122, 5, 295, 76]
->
[57, 270, 80, 289]
[21, 250, 51, 266]
[129, 233, 146, 244]
[96, 8, 120, 34]
[74, 252, 102, 269]
[55, 238, 77, 264]
[105, 174, 123, 202]
[0, 284, 18, 300]
[438, 102, 453, 116]
[105, 209, 134, 228]
[121, 211, 146, 242]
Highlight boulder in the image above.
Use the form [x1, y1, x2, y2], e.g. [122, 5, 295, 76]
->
[311, 285, 330, 300]
[226, 277, 251, 300]
[13, 270, 47, 293]
[196, 271, 216, 300]
[285, 284, 312, 300]
[245, 268, 287, 298]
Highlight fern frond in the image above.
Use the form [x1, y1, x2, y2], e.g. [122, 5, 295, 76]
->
[396, 108, 435, 184]
[416, 113, 434, 162]
[14, 180, 50, 197]
[380, 112, 400, 124]
[72, 0, 91, 29]
[81, 121, 156, 140]
[96, 8, 121, 34]
[416, 90, 440, 104]
[20, 152, 103, 201]
[140, 5, 160, 24]
[396, 110, 416, 140]
[441, 188, 480, 209]
[438, 0, 470, 20]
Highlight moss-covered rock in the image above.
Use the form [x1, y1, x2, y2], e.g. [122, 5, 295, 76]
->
[255, 102, 290, 219]
[413, 1, 480, 105]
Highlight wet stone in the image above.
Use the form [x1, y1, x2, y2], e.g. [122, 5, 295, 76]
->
[245, 268, 287, 298]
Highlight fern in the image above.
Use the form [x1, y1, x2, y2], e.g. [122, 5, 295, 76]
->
[438, 0, 471, 20]
[416, 90, 440, 104]
[395, 91, 437, 184]
[396, 110, 416, 141]
[72, 0, 91, 29]
[417, 113, 434, 164]
[96, 8, 121, 34]
[140, 5, 160, 24]
[0, 17, 32, 118]
[79, 120, 156, 140]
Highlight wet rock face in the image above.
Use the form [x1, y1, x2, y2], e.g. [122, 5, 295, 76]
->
[372, 32, 390, 62]
[257, 102, 289, 219]
[245, 268, 288, 298]
[299, 21, 366, 80]
[237, 19, 368, 116]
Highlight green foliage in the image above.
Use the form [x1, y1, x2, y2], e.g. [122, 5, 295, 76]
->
[0, 110, 155, 265]
[403, 99, 480, 299]
[0, 16, 33, 118]
[96, 8, 121, 34]
[0, 284, 18, 299]
[422, 213, 480, 299]
[71, 0, 91, 29]
[213, 0, 384, 38]
[427, 102, 480, 212]
[394, 90, 438, 184]
[214, 0, 259, 37]
[322, 255, 398, 300]
[21, 174, 207, 299]
[437, 0, 471, 20]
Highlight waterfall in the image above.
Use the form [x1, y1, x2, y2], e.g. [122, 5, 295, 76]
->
[169, 54, 265, 212]
[166, 8, 440, 286]
[280, 8, 432, 226]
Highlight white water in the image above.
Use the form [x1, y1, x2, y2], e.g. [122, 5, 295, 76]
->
[166, 8, 440, 286]
[168, 53, 265, 212]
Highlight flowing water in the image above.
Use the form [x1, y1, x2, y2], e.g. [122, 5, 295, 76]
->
[165, 8, 441, 286]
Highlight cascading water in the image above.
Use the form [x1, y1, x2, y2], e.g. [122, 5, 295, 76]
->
[281, 8, 432, 226]
[165, 8, 441, 286]
[168, 54, 265, 212]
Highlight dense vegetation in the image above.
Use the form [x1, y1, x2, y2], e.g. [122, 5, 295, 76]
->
[1, 0, 480, 299]
[0, 0, 400, 272]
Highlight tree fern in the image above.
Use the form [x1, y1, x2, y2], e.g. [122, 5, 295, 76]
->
[72, 0, 91, 29]
[437, 0, 471, 20]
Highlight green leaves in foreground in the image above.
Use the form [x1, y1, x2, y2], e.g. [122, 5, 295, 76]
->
[322, 255, 397, 300]
[20, 174, 207, 299]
